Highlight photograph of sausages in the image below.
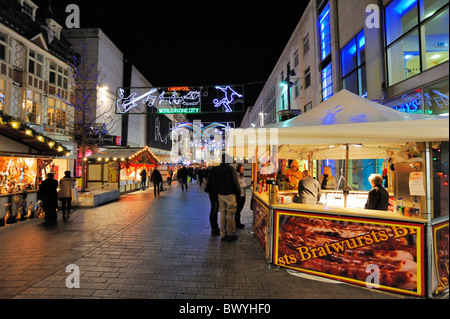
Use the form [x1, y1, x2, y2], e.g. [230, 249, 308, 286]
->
[274, 211, 425, 296]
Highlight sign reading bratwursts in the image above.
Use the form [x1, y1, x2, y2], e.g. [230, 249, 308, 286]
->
[273, 211, 425, 297]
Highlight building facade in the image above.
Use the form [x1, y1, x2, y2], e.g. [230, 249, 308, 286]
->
[241, 0, 449, 128]
[0, 0, 77, 176]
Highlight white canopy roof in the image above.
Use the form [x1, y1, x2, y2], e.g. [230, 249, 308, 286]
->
[227, 90, 449, 160]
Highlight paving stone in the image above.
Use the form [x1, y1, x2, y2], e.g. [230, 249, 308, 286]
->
[0, 184, 422, 302]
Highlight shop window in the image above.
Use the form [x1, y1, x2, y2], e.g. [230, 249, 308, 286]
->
[421, 8, 449, 71]
[23, 89, 41, 124]
[341, 30, 367, 97]
[47, 97, 68, 130]
[385, 0, 419, 45]
[385, 1, 449, 86]
[321, 63, 333, 101]
[319, 2, 331, 61]
[420, 0, 448, 20]
[387, 28, 420, 85]
[423, 78, 449, 116]
[382, 78, 449, 115]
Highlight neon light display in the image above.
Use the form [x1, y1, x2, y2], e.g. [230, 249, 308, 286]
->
[116, 85, 244, 114]
[213, 86, 243, 112]
[158, 108, 200, 114]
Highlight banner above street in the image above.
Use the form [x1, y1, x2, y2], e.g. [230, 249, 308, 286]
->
[116, 85, 244, 114]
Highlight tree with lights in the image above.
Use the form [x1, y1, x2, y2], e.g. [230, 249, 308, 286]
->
[59, 42, 118, 191]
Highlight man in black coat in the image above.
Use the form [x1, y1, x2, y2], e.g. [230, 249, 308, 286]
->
[178, 165, 189, 191]
[38, 173, 59, 224]
[150, 167, 163, 197]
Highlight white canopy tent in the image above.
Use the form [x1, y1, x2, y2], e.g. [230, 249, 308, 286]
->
[227, 90, 449, 160]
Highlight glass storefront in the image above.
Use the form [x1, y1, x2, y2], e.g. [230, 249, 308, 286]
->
[382, 78, 449, 116]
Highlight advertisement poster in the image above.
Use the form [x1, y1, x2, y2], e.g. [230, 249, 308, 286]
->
[432, 221, 449, 296]
[273, 210, 425, 296]
[252, 196, 270, 259]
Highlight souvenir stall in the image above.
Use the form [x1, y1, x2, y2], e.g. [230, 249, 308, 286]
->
[228, 90, 449, 298]
[86, 146, 159, 194]
[0, 113, 70, 225]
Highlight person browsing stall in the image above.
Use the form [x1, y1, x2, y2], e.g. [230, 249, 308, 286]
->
[297, 170, 321, 205]
[365, 174, 389, 211]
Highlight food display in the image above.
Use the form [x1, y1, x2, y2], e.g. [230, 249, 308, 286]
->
[274, 211, 424, 296]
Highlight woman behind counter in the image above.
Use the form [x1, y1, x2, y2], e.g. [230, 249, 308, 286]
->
[365, 173, 389, 211]
[318, 166, 336, 190]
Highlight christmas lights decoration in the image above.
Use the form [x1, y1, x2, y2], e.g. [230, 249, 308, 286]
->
[213, 86, 243, 112]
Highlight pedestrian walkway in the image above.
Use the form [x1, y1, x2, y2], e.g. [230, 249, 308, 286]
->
[0, 181, 432, 300]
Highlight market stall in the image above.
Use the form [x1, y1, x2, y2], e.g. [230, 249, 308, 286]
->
[86, 146, 159, 194]
[0, 113, 70, 225]
[228, 90, 449, 298]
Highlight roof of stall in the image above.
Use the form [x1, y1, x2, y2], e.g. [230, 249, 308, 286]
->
[87, 146, 159, 164]
[227, 90, 449, 160]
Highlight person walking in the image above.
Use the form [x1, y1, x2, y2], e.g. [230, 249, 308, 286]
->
[213, 154, 241, 241]
[204, 165, 220, 235]
[140, 168, 147, 191]
[167, 168, 173, 186]
[296, 170, 321, 205]
[178, 165, 189, 191]
[235, 163, 249, 229]
[38, 172, 58, 225]
[150, 167, 163, 197]
[59, 171, 77, 219]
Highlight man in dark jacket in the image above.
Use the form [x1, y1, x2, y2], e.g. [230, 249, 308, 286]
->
[213, 154, 241, 241]
[38, 172, 59, 225]
[204, 165, 220, 235]
[150, 167, 163, 197]
[365, 174, 389, 211]
[178, 165, 189, 191]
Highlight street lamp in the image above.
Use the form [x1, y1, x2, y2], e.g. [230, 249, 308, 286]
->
[278, 63, 301, 121]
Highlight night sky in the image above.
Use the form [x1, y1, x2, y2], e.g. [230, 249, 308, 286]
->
[33, 0, 308, 125]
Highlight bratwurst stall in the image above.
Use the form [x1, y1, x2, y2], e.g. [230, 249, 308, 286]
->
[228, 90, 449, 297]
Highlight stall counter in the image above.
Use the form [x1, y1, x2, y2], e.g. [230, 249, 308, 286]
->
[252, 190, 428, 297]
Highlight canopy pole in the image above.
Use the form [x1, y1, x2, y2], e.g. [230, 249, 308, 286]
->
[343, 144, 350, 208]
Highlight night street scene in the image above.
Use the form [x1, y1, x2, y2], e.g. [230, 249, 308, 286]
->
[0, 0, 448, 315]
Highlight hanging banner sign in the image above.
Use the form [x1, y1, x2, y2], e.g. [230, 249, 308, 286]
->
[115, 85, 244, 114]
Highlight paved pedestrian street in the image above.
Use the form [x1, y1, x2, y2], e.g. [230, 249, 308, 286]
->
[0, 182, 445, 312]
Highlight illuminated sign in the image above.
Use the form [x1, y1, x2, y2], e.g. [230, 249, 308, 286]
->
[116, 85, 244, 114]
[158, 108, 200, 114]
[213, 86, 243, 112]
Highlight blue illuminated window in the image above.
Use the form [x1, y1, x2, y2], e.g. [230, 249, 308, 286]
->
[385, 0, 449, 86]
[341, 30, 366, 97]
[319, 2, 331, 61]
[322, 63, 333, 101]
